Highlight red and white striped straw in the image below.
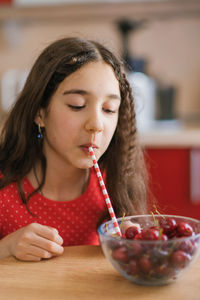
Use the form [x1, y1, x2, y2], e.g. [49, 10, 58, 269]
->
[88, 147, 121, 236]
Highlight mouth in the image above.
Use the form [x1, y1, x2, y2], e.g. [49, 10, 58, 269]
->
[79, 143, 99, 155]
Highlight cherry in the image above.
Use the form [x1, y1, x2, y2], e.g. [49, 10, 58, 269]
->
[112, 246, 129, 263]
[160, 233, 168, 241]
[139, 256, 153, 273]
[150, 226, 159, 230]
[150, 248, 169, 265]
[155, 264, 172, 277]
[167, 228, 179, 239]
[125, 225, 141, 240]
[159, 217, 177, 235]
[107, 239, 124, 250]
[177, 222, 194, 237]
[178, 240, 198, 255]
[141, 228, 160, 241]
[170, 250, 191, 268]
[134, 233, 143, 240]
[128, 259, 140, 275]
[129, 243, 143, 257]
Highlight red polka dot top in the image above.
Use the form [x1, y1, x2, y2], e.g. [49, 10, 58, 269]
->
[0, 168, 107, 246]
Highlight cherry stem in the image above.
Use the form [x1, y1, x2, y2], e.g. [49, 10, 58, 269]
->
[120, 212, 126, 230]
[105, 223, 108, 233]
[151, 212, 159, 228]
[153, 204, 165, 219]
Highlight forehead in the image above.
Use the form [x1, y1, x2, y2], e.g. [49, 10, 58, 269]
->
[56, 61, 120, 96]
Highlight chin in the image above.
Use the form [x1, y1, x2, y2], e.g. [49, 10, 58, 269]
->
[76, 159, 94, 170]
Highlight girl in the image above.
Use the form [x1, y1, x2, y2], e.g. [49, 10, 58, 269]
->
[0, 37, 148, 261]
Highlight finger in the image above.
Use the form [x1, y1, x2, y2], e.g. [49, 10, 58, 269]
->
[31, 234, 64, 256]
[31, 223, 63, 245]
[17, 254, 42, 262]
[27, 244, 53, 259]
[46, 226, 63, 245]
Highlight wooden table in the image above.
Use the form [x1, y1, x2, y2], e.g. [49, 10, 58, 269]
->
[0, 246, 199, 300]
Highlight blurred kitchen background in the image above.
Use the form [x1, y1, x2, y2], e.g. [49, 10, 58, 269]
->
[0, 0, 200, 218]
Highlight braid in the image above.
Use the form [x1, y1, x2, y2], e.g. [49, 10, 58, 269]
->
[117, 73, 138, 176]
[100, 60, 149, 218]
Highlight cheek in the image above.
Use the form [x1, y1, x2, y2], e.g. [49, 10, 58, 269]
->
[105, 118, 118, 141]
[53, 114, 78, 134]
[109, 117, 118, 134]
[44, 117, 72, 143]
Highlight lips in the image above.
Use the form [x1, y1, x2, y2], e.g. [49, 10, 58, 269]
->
[80, 143, 98, 149]
[79, 143, 99, 155]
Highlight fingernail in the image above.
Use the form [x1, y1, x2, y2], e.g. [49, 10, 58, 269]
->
[58, 236, 63, 245]
[59, 246, 64, 253]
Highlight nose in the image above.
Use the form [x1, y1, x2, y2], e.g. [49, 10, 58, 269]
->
[84, 114, 103, 134]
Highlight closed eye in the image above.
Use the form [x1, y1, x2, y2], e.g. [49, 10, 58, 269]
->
[68, 105, 85, 110]
[103, 108, 117, 114]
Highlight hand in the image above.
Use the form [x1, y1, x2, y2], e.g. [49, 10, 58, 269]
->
[120, 220, 141, 232]
[6, 223, 64, 261]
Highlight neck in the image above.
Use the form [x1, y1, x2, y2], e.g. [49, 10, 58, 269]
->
[29, 163, 90, 202]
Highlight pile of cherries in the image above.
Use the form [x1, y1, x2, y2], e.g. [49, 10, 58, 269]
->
[110, 216, 199, 284]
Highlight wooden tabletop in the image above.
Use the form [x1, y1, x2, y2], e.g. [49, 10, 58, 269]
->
[0, 245, 200, 300]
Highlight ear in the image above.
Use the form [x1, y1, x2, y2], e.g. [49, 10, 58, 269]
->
[34, 108, 45, 127]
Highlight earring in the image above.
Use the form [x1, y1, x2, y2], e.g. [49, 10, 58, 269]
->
[37, 123, 43, 139]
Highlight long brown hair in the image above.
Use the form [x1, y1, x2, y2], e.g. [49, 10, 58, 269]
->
[0, 37, 149, 217]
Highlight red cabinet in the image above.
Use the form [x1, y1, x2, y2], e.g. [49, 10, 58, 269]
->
[145, 148, 200, 220]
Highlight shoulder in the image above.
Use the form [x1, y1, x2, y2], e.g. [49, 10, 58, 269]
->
[0, 172, 3, 211]
[0, 181, 20, 218]
[0, 181, 18, 202]
[0, 186, 2, 209]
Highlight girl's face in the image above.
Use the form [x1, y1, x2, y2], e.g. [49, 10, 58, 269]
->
[38, 61, 121, 170]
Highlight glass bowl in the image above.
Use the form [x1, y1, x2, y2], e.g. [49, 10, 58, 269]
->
[98, 215, 200, 286]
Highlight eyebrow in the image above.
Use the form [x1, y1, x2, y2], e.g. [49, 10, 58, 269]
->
[63, 89, 121, 100]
